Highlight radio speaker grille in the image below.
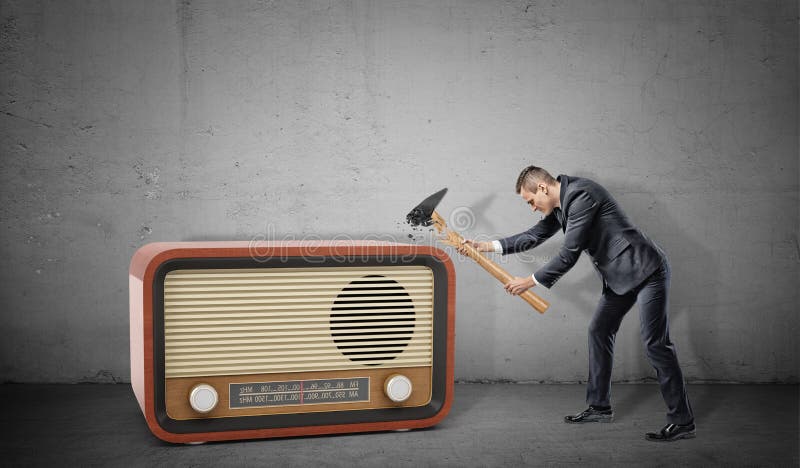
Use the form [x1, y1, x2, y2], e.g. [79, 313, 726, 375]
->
[163, 266, 434, 378]
[331, 274, 415, 364]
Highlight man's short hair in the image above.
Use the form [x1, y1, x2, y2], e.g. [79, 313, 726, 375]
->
[515, 166, 557, 193]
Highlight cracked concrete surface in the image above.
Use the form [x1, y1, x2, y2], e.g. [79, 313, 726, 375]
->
[0, 1, 797, 384]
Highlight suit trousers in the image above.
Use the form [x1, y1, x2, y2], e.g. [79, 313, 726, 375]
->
[586, 258, 694, 425]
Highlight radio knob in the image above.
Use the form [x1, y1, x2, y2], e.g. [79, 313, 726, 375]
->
[189, 384, 218, 413]
[384, 374, 412, 403]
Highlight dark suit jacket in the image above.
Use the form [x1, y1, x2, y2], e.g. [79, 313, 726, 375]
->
[498, 175, 665, 295]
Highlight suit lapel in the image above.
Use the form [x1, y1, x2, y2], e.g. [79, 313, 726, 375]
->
[556, 175, 569, 232]
[555, 207, 565, 230]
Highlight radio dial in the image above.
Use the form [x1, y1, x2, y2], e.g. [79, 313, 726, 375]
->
[384, 374, 412, 403]
[189, 383, 218, 413]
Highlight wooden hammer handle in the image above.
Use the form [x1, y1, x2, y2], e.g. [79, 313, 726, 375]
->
[431, 211, 550, 314]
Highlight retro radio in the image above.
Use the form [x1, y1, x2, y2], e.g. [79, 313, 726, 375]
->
[129, 241, 455, 443]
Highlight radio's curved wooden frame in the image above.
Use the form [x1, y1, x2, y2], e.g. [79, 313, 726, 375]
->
[130, 241, 455, 443]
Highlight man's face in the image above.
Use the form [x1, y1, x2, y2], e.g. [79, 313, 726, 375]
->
[520, 184, 556, 216]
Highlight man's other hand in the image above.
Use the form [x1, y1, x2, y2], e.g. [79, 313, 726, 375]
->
[504, 276, 535, 295]
[457, 239, 493, 255]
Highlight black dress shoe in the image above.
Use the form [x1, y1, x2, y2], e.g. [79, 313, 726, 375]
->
[564, 406, 614, 423]
[645, 422, 696, 442]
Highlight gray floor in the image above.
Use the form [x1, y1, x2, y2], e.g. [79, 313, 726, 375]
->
[1, 383, 797, 467]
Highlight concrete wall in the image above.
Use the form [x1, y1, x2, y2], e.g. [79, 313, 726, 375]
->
[1, 0, 797, 383]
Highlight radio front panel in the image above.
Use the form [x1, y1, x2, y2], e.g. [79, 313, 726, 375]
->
[161, 265, 434, 419]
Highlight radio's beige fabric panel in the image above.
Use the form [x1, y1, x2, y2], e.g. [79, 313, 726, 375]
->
[163, 266, 434, 378]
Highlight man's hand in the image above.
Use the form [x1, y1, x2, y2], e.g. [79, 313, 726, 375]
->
[504, 276, 535, 296]
[457, 239, 493, 255]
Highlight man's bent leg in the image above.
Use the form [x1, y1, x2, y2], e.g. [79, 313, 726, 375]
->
[586, 288, 637, 407]
[637, 260, 694, 425]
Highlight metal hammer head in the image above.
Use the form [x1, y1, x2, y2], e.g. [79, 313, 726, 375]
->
[406, 188, 448, 226]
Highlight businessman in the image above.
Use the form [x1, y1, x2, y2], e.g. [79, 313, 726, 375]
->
[460, 166, 694, 442]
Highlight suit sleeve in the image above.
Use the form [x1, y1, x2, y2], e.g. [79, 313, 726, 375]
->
[534, 191, 599, 288]
[497, 213, 560, 255]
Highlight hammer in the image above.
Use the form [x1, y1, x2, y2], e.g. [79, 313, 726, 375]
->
[407, 188, 550, 314]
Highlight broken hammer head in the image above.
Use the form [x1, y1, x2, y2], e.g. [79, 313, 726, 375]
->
[406, 188, 448, 227]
